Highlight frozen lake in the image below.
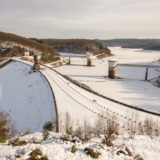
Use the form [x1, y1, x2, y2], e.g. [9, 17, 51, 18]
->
[55, 47, 160, 113]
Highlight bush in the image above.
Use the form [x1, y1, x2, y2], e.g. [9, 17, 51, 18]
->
[43, 121, 53, 131]
[101, 113, 119, 146]
[43, 130, 49, 140]
[71, 145, 78, 153]
[40, 155, 49, 160]
[66, 127, 73, 135]
[0, 112, 9, 142]
[60, 135, 69, 142]
[29, 148, 42, 158]
[27, 148, 48, 160]
[0, 111, 17, 142]
[84, 148, 100, 159]
[8, 137, 28, 146]
[116, 150, 126, 156]
[144, 117, 154, 136]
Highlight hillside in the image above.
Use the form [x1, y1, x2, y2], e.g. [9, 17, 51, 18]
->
[97, 39, 160, 50]
[0, 32, 60, 63]
[38, 39, 111, 56]
[0, 61, 56, 133]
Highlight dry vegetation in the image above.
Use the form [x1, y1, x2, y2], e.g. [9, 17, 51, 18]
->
[8, 137, 28, 146]
[0, 32, 60, 63]
[0, 110, 158, 160]
[40, 39, 111, 56]
[27, 148, 48, 160]
[59, 111, 160, 144]
[0, 111, 17, 143]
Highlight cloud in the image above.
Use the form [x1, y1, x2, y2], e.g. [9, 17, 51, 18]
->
[0, 0, 160, 38]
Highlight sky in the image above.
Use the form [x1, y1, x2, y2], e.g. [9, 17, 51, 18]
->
[0, 0, 160, 39]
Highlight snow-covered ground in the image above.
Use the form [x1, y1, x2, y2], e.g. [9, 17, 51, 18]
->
[0, 61, 56, 133]
[0, 49, 159, 159]
[60, 52, 86, 57]
[15, 57, 160, 133]
[55, 47, 160, 113]
[0, 132, 160, 160]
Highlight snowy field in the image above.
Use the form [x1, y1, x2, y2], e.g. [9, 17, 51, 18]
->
[0, 61, 56, 133]
[0, 132, 160, 160]
[55, 47, 160, 113]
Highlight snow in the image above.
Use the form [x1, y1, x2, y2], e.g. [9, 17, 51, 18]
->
[41, 66, 100, 129]
[0, 61, 56, 133]
[55, 47, 160, 113]
[14, 57, 160, 134]
[60, 52, 86, 57]
[0, 132, 160, 160]
[0, 48, 160, 159]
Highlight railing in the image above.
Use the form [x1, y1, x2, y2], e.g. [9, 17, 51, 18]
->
[118, 63, 160, 69]
[0, 59, 12, 69]
[117, 63, 160, 81]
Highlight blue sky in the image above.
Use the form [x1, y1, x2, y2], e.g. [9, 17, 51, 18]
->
[0, 0, 160, 39]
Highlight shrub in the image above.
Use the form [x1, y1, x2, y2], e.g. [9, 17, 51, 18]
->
[71, 145, 78, 153]
[8, 137, 28, 146]
[74, 126, 90, 142]
[31, 137, 41, 144]
[60, 135, 69, 142]
[0, 111, 17, 142]
[15, 155, 21, 158]
[43, 121, 53, 131]
[43, 130, 49, 140]
[84, 148, 100, 159]
[144, 117, 154, 136]
[125, 147, 133, 157]
[0, 112, 8, 142]
[29, 148, 42, 158]
[102, 135, 113, 146]
[66, 127, 73, 135]
[102, 113, 119, 146]
[27, 148, 48, 160]
[40, 155, 48, 160]
[116, 150, 126, 156]
[134, 154, 144, 160]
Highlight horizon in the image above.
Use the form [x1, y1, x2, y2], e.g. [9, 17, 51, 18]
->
[0, 0, 160, 39]
[1, 31, 160, 40]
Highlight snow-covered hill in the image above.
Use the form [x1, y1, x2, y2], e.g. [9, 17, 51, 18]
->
[0, 61, 56, 133]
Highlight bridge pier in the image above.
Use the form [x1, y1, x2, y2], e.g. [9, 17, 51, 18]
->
[87, 52, 93, 66]
[108, 60, 117, 79]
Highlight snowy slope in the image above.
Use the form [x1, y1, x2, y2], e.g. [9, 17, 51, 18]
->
[55, 47, 160, 113]
[0, 132, 160, 160]
[0, 61, 56, 133]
